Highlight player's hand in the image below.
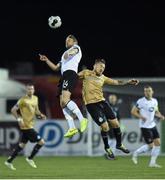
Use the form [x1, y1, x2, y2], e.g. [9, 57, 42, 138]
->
[37, 113, 47, 120]
[128, 79, 139, 85]
[41, 114, 47, 120]
[141, 116, 146, 122]
[160, 115, 165, 121]
[39, 54, 49, 62]
[17, 117, 25, 128]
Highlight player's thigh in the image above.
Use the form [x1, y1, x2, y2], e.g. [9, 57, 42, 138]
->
[20, 130, 29, 144]
[152, 126, 160, 145]
[153, 138, 160, 146]
[108, 118, 120, 128]
[86, 103, 106, 126]
[102, 101, 116, 120]
[100, 121, 109, 132]
[141, 128, 154, 144]
[26, 129, 42, 143]
[61, 90, 71, 102]
[62, 70, 78, 93]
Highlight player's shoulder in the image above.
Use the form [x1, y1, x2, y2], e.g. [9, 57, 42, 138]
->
[152, 97, 158, 103]
[17, 95, 26, 105]
[19, 95, 26, 101]
[82, 69, 92, 74]
[32, 95, 38, 100]
[73, 44, 80, 48]
[137, 97, 145, 104]
[102, 74, 108, 79]
[72, 44, 81, 51]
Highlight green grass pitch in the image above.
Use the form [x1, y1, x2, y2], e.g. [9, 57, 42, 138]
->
[0, 156, 165, 179]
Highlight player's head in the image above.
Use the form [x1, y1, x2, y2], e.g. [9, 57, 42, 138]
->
[93, 59, 106, 76]
[109, 94, 118, 105]
[66, 34, 78, 48]
[144, 86, 154, 99]
[26, 84, 35, 97]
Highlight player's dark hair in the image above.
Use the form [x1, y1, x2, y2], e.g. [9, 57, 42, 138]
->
[67, 34, 78, 44]
[95, 58, 106, 64]
[26, 83, 34, 87]
[144, 85, 152, 89]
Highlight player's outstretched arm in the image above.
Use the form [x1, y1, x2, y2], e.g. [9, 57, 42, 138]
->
[114, 79, 139, 85]
[104, 77, 139, 86]
[38, 54, 61, 71]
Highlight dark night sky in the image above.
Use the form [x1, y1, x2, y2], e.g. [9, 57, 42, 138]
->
[1, 1, 165, 77]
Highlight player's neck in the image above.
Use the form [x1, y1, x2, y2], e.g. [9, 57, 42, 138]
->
[145, 96, 152, 100]
[26, 94, 33, 99]
[92, 70, 102, 77]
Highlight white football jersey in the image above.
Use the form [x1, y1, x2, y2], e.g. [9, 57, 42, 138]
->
[136, 97, 158, 128]
[60, 44, 82, 75]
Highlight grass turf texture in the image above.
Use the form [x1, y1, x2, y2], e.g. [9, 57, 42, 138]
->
[0, 156, 165, 179]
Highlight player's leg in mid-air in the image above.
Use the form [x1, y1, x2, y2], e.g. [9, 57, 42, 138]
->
[102, 101, 130, 154]
[86, 102, 115, 160]
[108, 119, 130, 153]
[59, 71, 88, 138]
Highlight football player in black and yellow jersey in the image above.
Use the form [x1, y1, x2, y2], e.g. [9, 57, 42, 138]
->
[5, 84, 46, 170]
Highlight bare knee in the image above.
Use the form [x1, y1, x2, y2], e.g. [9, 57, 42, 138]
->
[148, 142, 154, 148]
[154, 138, 161, 146]
[109, 119, 120, 128]
[38, 139, 45, 146]
[60, 92, 71, 108]
[101, 122, 109, 132]
[19, 143, 26, 149]
[60, 97, 70, 108]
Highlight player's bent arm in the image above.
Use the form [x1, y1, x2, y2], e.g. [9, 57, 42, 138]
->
[78, 70, 85, 79]
[131, 106, 144, 120]
[11, 105, 20, 120]
[155, 110, 165, 120]
[11, 105, 25, 127]
[63, 48, 79, 60]
[35, 104, 46, 120]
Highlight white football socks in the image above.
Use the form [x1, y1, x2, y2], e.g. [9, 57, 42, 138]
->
[133, 144, 150, 156]
[150, 146, 160, 165]
[62, 107, 76, 129]
[66, 100, 84, 121]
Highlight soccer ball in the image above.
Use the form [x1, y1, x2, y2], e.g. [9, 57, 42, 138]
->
[48, 16, 62, 29]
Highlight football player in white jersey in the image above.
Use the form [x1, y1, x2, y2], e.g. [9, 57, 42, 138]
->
[131, 86, 165, 168]
[38, 35, 88, 138]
